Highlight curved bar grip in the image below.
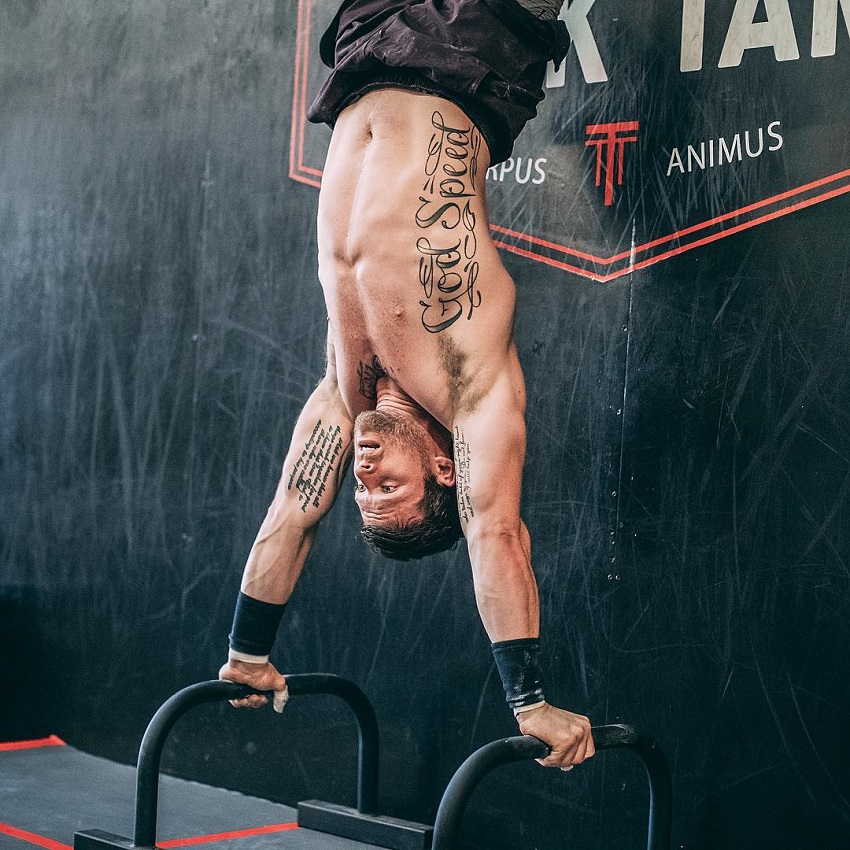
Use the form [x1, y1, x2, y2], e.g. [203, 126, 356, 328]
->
[134, 676, 379, 847]
[432, 725, 671, 850]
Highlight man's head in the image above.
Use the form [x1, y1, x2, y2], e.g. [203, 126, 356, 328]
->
[353, 409, 463, 560]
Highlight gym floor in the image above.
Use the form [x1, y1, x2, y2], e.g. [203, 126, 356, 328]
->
[1, 738, 373, 850]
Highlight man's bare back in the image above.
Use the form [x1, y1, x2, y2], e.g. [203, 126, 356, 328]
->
[317, 89, 522, 429]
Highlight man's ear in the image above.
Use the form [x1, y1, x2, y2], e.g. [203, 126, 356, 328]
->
[433, 455, 456, 487]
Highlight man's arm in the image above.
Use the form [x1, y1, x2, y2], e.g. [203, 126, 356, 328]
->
[219, 334, 354, 706]
[238, 371, 353, 605]
[454, 357, 595, 769]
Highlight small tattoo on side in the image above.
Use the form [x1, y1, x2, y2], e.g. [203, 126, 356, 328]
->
[454, 427, 475, 524]
[357, 355, 386, 400]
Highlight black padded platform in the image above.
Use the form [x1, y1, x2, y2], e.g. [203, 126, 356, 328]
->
[0, 738, 374, 850]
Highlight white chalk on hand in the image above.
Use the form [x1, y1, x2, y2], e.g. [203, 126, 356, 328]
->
[273, 685, 290, 713]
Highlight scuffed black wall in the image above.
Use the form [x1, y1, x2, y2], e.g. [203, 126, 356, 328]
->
[2, 2, 849, 850]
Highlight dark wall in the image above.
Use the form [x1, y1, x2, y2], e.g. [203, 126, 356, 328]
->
[2, 2, 849, 849]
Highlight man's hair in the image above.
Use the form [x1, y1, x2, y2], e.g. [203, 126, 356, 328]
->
[360, 474, 463, 561]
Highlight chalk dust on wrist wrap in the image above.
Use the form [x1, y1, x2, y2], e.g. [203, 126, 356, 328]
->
[491, 637, 547, 711]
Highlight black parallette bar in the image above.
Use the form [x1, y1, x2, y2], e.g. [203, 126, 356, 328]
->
[298, 800, 433, 850]
[286, 673, 380, 815]
[134, 680, 256, 847]
[431, 725, 672, 850]
[74, 830, 138, 850]
[133, 675, 379, 847]
[593, 725, 673, 850]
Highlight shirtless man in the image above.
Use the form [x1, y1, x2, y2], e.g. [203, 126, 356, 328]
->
[218, 0, 595, 771]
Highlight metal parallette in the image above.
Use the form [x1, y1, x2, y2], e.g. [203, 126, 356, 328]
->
[74, 674, 429, 850]
[431, 725, 672, 850]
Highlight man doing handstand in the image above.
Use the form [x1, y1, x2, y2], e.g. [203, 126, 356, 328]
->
[218, 0, 595, 771]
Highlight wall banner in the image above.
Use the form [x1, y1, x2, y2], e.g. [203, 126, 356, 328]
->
[290, 0, 850, 281]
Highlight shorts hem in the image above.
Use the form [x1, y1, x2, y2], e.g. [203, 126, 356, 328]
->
[309, 69, 511, 165]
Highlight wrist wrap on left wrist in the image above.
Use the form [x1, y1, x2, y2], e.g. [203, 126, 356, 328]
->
[491, 637, 546, 712]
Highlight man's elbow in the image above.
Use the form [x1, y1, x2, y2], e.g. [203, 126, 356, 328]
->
[466, 520, 528, 563]
[467, 522, 538, 608]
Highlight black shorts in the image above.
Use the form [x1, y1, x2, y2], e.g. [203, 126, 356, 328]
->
[306, 0, 570, 165]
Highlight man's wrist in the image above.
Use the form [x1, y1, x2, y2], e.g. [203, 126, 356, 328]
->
[228, 591, 286, 657]
[491, 637, 547, 712]
[228, 648, 270, 665]
[513, 699, 547, 717]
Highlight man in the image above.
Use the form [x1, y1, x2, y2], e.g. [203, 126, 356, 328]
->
[218, 0, 595, 771]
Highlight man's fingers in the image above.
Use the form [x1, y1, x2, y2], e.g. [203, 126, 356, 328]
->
[567, 733, 595, 767]
[228, 695, 269, 709]
[539, 731, 595, 769]
[571, 741, 589, 766]
[227, 684, 288, 712]
[219, 660, 287, 712]
[273, 685, 290, 713]
[539, 748, 574, 769]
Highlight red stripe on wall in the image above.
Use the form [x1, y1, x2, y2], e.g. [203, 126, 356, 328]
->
[158, 823, 300, 848]
[0, 736, 66, 752]
[0, 824, 72, 850]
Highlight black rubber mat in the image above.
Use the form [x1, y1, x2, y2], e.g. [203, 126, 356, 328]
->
[0, 738, 375, 850]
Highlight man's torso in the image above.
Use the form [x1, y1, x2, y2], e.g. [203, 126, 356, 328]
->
[317, 89, 520, 429]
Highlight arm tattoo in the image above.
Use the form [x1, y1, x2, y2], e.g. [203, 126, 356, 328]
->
[454, 427, 475, 523]
[287, 420, 345, 512]
[357, 355, 386, 400]
[416, 112, 483, 334]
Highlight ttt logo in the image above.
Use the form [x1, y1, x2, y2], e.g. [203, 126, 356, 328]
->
[585, 122, 639, 206]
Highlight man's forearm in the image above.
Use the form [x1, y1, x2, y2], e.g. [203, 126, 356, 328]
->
[467, 524, 539, 641]
[239, 502, 318, 604]
[235, 368, 353, 607]
[226, 511, 316, 661]
[466, 522, 551, 714]
[228, 366, 353, 660]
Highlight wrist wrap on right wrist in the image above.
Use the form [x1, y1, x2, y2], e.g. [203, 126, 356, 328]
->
[491, 637, 546, 713]
[229, 592, 286, 658]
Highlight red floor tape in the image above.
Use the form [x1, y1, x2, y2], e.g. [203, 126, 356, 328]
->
[159, 823, 300, 847]
[0, 824, 71, 850]
[0, 737, 66, 753]
[0, 822, 300, 850]
[0, 740, 299, 850]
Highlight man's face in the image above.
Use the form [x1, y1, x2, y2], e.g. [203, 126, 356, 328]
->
[353, 410, 431, 527]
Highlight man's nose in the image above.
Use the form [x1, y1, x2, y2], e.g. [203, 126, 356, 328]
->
[356, 447, 381, 473]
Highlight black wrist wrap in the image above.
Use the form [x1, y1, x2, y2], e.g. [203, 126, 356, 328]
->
[491, 638, 546, 710]
[228, 592, 286, 656]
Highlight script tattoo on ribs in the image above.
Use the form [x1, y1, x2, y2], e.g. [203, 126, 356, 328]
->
[287, 420, 344, 512]
[416, 112, 483, 334]
[454, 427, 475, 524]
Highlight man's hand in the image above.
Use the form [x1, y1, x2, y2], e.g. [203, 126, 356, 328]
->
[218, 658, 289, 713]
[516, 703, 595, 770]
